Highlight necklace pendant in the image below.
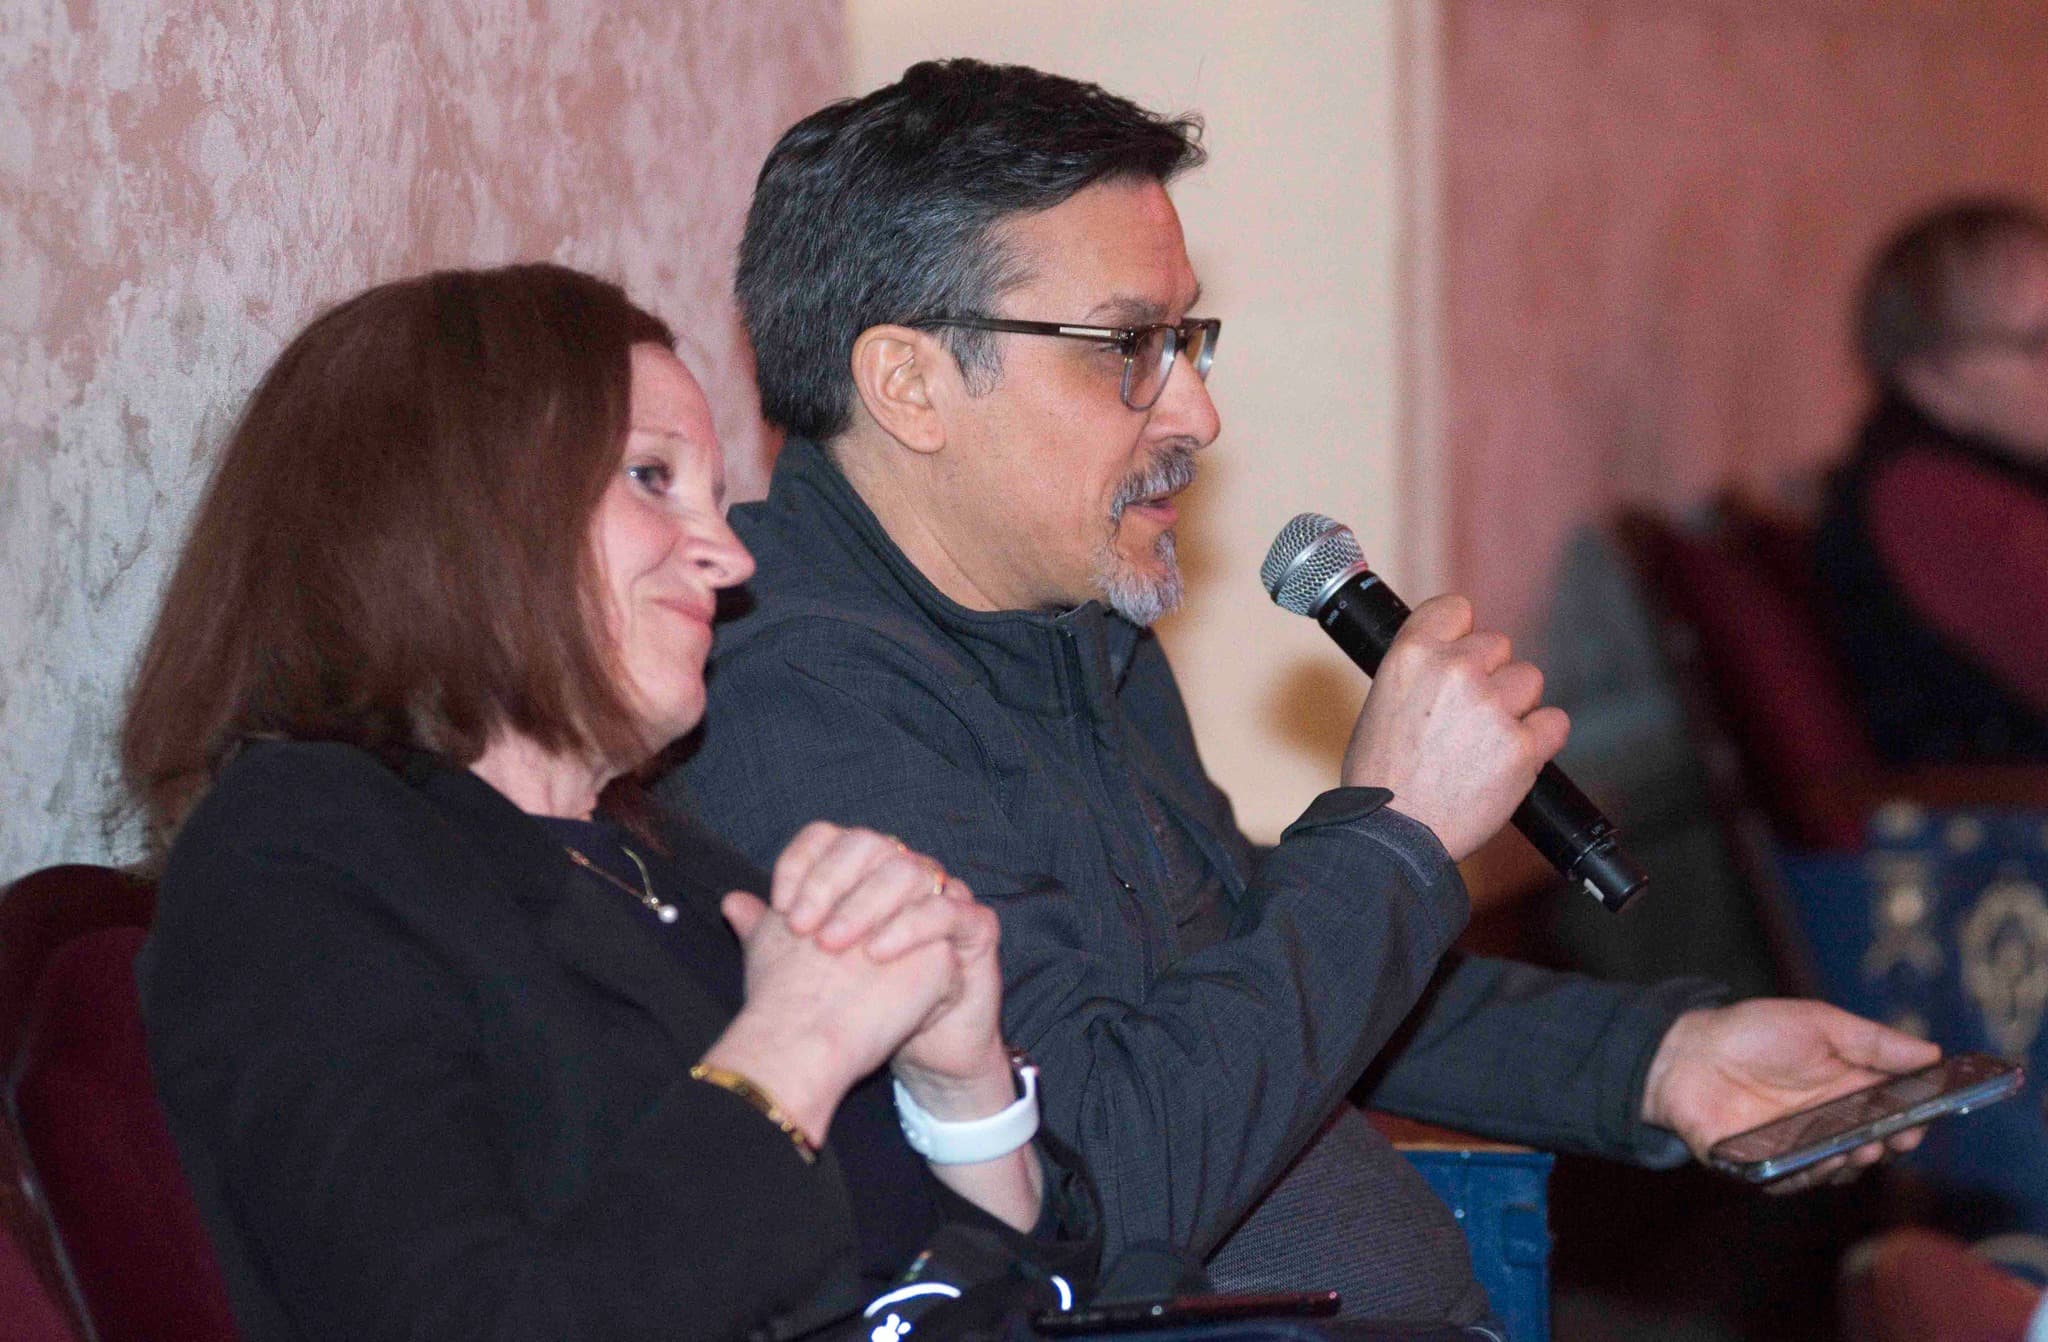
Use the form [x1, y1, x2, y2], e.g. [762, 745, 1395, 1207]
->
[563, 841, 678, 928]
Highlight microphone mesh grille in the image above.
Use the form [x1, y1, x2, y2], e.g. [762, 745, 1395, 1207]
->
[1261, 513, 1365, 615]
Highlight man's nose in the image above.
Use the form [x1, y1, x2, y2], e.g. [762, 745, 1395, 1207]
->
[1151, 354, 1222, 447]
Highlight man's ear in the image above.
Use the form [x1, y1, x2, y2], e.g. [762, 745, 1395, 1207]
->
[850, 325, 949, 455]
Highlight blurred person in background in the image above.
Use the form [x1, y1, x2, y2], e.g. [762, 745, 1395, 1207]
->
[1817, 198, 2048, 762]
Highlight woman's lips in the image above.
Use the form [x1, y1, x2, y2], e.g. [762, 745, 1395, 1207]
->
[653, 595, 716, 626]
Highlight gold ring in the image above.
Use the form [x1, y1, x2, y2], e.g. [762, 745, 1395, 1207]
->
[926, 860, 947, 899]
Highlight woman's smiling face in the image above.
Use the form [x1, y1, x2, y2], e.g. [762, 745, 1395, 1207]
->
[589, 343, 754, 753]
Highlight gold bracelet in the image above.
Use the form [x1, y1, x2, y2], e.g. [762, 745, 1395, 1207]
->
[689, 1063, 819, 1165]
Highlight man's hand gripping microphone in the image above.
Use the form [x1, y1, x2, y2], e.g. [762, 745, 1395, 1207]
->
[1262, 512, 1646, 912]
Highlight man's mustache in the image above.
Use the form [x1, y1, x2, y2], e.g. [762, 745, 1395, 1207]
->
[1110, 444, 1200, 521]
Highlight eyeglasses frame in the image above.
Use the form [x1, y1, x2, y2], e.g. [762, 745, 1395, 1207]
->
[1941, 319, 2048, 359]
[906, 314, 1220, 411]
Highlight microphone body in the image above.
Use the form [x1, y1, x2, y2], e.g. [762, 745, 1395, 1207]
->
[1264, 515, 1646, 912]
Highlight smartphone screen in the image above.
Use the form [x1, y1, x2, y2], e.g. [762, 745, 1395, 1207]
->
[1707, 1052, 2025, 1183]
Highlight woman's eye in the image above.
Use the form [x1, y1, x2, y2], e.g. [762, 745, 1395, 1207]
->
[626, 462, 671, 495]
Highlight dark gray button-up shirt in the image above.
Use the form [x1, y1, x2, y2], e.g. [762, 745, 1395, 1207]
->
[666, 438, 1719, 1326]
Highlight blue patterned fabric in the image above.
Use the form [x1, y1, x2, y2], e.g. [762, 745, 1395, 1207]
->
[1777, 807, 2048, 1233]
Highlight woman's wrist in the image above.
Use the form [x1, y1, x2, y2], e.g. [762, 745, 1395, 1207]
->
[700, 1012, 855, 1147]
[689, 1063, 819, 1164]
[891, 1042, 1020, 1121]
[893, 1049, 1040, 1167]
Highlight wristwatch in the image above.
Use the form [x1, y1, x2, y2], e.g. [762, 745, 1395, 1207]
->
[893, 1049, 1041, 1165]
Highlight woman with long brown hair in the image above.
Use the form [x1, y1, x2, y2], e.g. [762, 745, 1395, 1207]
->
[125, 263, 1093, 1341]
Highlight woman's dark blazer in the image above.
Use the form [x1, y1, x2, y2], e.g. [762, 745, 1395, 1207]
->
[139, 740, 1067, 1342]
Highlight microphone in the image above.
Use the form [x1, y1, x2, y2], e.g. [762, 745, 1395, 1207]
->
[1261, 513, 1646, 912]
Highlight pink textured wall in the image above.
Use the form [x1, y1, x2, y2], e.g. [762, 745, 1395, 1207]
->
[1442, 0, 2048, 641]
[1, 2, 841, 877]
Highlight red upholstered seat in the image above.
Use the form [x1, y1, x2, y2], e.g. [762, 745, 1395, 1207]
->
[0, 1125, 79, 1342]
[2, 862, 161, 1342]
[14, 928, 240, 1342]
[1621, 503, 2048, 853]
[0, 864, 154, 1068]
[1626, 508, 1880, 849]
[1840, 1227, 2042, 1342]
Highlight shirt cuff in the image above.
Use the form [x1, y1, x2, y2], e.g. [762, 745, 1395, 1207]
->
[1610, 977, 1737, 1167]
[1280, 786, 1395, 839]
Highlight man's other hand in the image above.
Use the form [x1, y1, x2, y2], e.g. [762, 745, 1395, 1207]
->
[1641, 999, 1943, 1194]
[1339, 593, 1570, 861]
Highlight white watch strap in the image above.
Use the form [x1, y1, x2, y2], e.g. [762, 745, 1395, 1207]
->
[892, 1057, 1040, 1165]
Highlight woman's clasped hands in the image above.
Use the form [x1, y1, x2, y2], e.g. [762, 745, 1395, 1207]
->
[701, 821, 1013, 1151]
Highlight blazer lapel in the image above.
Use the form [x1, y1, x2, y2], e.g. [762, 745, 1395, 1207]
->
[408, 755, 716, 1053]
[537, 876, 715, 1052]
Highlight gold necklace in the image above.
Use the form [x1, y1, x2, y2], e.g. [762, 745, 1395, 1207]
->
[564, 843, 679, 924]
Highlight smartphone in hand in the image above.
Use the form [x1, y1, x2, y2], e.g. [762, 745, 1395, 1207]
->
[1034, 1291, 1341, 1335]
[1707, 1052, 2024, 1184]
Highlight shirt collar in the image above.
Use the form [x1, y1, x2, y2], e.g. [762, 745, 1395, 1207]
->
[759, 437, 1145, 716]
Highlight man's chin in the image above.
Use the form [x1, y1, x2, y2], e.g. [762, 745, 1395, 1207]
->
[1090, 523, 1183, 626]
[1095, 560, 1183, 627]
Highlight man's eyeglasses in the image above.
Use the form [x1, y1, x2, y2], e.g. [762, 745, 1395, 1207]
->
[1946, 320, 2048, 358]
[909, 315, 1221, 411]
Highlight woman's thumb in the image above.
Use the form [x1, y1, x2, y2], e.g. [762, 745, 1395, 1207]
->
[721, 890, 769, 939]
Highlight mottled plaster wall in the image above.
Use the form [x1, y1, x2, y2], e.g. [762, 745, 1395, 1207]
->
[1, 2, 841, 880]
[1441, 0, 2048, 641]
